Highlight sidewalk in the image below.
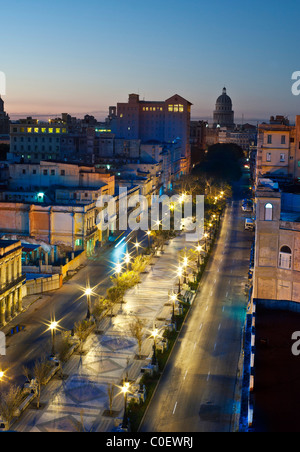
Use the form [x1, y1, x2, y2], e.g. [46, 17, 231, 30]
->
[12, 233, 198, 432]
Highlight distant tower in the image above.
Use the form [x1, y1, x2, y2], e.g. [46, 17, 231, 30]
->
[0, 96, 9, 134]
[213, 87, 234, 129]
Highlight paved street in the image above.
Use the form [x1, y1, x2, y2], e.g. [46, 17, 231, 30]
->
[140, 179, 253, 432]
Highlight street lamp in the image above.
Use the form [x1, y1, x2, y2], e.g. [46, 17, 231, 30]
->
[146, 230, 152, 249]
[196, 244, 202, 269]
[121, 379, 131, 430]
[177, 267, 183, 295]
[183, 257, 188, 284]
[115, 261, 122, 276]
[151, 327, 159, 366]
[134, 241, 141, 256]
[50, 321, 58, 357]
[170, 293, 177, 325]
[85, 287, 92, 320]
[124, 253, 131, 271]
[203, 232, 208, 252]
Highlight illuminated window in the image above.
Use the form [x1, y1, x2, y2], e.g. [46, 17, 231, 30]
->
[174, 105, 179, 112]
[264, 203, 273, 221]
[56, 128, 60, 133]
[41, 128, 47, 133]
[20, 127, 25, 133]
[62, 128, 67, 133]
[27, 128, 32, 133]
[120, 114, 123, 118]
[179, 105, 184, 112]
[168, 105, 173, 112]
[49, 128, 53, 133]
[34, 128, 39, 133]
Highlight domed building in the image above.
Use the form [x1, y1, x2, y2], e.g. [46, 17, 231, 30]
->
[213, 87, 234, 129]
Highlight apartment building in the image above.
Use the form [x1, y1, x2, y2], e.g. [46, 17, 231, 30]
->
[115, 93, 192, 174]
[255, 115, 300, 184]
[0, 240, 25, 326]
[9, 118, 68, 163]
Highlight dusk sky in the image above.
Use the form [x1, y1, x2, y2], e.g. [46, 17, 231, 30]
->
[2, 0, 300, 122]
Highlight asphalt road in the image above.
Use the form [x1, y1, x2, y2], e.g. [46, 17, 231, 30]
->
[140, 175, 253, 432]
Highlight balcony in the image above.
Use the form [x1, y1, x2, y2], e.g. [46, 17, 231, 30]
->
[0, 275, 26, 297]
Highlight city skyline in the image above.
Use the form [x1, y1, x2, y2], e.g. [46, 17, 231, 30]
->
[2, 0, 300, 122]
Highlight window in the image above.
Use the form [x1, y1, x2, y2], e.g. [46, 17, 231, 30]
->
[43, 170, 48, 175]
[279, 246, 292, 269]
[281, 135, 286, 144]
[266, 152, 271, 162]
[280, 153, 286, 162]
[264, 203, 273, 221]
[267, 135, 272, 144]
[61, 170, 65, 176]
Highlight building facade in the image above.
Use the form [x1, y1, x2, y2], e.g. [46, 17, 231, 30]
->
[9, 118, 68, 163]
[255, 115, 300, 185]
[253, 180, 300, 306]
[115, 93, 192, 174]
[0, 240, 25, 326]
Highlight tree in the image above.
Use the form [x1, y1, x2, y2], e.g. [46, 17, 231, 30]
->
[0, 385, 23, 431]
[193, 143, 244, 182]
[32, 358, 52, 409]
[74, 320, 93, 354]
[129, 317, 146, 359]
[131, 255, 152, 273]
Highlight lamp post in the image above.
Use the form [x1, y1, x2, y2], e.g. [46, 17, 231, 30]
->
[134, 241, 141, 256]
[146, 230, 152, 250]
[124, 253, 131, 271]
[85, 288, 92, 320]
[196, 244, 202, 269]
[177, 267, 183, 295]
[203, 232, 208, 252]
[115, 261, 122, 276]
[151, 326, 159, 367]
[50, 321, 58, 357]
[183, 257, 188, 284]
[170, 293, 177, 325]
[121, 379, 130, 430]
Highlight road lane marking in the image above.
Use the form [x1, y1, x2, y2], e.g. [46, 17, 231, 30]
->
[218, 323, 221, 330]
[207, 371, 211, 381]
[226, 292, 228, 298]
[199, 323, 203, 331]
[184, 370, 188, 380]
[173, 402, 178, 415]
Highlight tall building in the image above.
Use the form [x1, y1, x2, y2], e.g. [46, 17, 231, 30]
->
[213, 87, 234, 129]
[115, 93, 192, 174]
[0, 96, 10, 135]
[8, 118, 68, 163]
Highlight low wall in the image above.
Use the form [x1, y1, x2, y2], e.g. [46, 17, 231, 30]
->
[58, 250, 87, 279]
[25, 274, 62, 295]
[23, 251, 87, 280]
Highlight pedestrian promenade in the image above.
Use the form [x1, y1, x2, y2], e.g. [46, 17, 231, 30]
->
[13, 233, 198, 432]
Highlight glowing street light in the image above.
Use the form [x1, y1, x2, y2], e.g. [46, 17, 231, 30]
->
[151, 326, 159, 366]
[85, 287, 93, 320]
[124, 253, 131, 270]
[170, 292, 177, 324]
[121, 379, 131, 430]
[115, 261, 123, 276]
[146, 230, 152, 249]
[177, 266, 183, 295]
[134, 241, 141, 256]
[49, 321, 58, 357]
